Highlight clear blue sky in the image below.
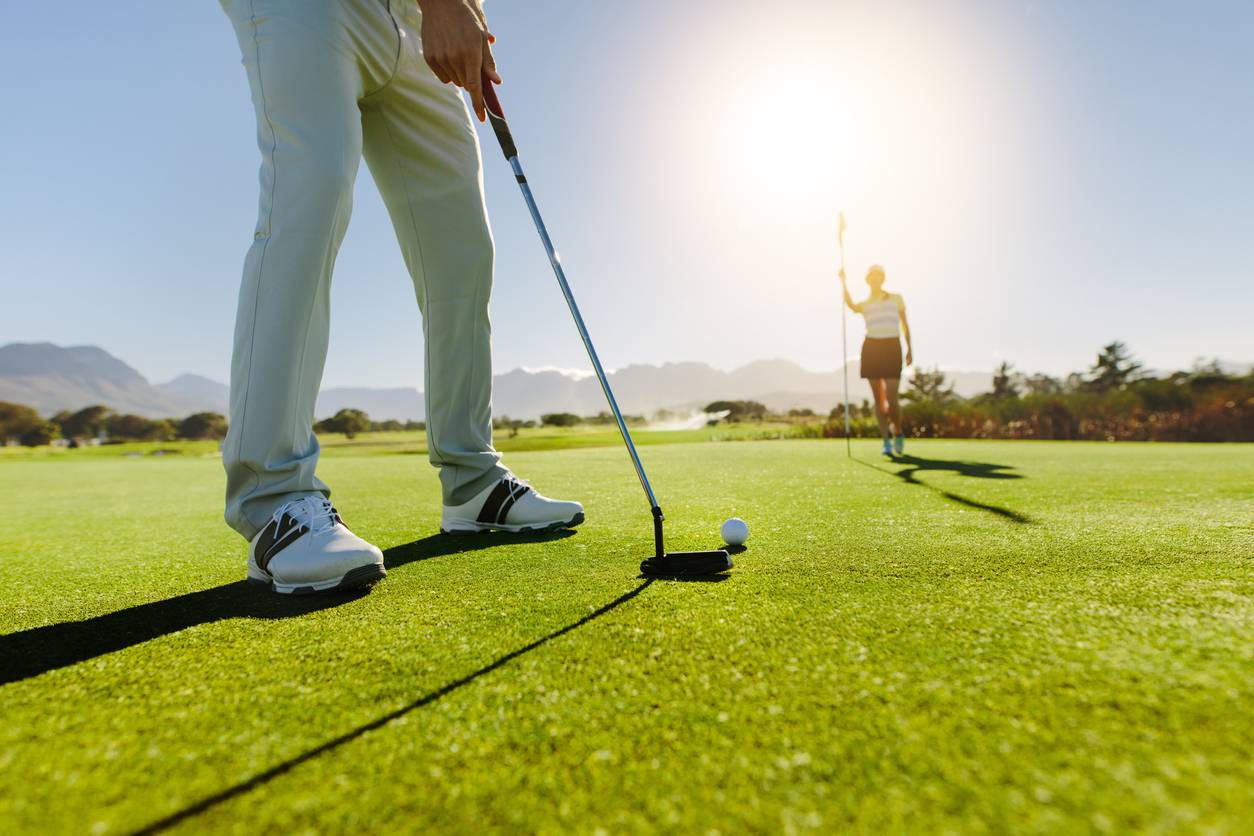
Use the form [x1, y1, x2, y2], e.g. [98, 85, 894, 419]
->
[1, 0, 1250, 388]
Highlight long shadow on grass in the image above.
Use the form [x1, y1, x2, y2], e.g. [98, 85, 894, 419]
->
[854, 454, 1034, 524]
[383, 528, 575, 569]
[0, 531, 576, 687]
[131, 578, 654, 835]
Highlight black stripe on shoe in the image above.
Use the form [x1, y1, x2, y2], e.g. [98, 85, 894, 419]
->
[476, 480, 516, 524]
[255, 513, 307, 573]
[495, 482, 532, 525]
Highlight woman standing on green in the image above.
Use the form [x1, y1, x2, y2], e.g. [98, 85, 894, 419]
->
[840, 264, 913, 456]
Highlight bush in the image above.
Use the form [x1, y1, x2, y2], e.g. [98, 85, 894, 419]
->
[584, 412, 616, 425]
[541, 412, 580, 428]
[179, 412, 229, 441]
[821, 414, 882, 438]
[1, 402, 49, 444]
[52, 405, 112, 440]
[704, 400, 768, 422]
[315, 408, 371, 439]
[19, 421, 60, 447]
[106, 413, 174, 441]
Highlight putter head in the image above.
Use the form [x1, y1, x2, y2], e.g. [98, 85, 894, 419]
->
[640, 549, 733, 578]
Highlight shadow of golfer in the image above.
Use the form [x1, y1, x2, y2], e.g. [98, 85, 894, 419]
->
[132, 578, 654, 835]
[0, 530, 576, 687]
[854, 454, 1034, 524]
[385, 528, 575, 570]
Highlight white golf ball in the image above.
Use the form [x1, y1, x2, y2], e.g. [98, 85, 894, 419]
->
[721, 517, 749, 546]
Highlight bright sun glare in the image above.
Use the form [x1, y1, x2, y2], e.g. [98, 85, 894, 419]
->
[726, 71, 861, 209]
[655, 9, 1021, 330]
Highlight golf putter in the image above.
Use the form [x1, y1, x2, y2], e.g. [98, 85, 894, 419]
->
[480, 73, 731, 578]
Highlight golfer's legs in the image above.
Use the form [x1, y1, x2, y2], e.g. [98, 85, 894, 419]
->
[869, 379, 891, 438]
[885, 378, 903, 435]
[220, 3, 365, 539]
[361, 18, 507, 505]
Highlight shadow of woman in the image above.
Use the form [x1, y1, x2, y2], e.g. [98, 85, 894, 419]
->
[0, 530, 577, 687]
[854, 454, 1034, 524]
[888, 454, 1023, 482]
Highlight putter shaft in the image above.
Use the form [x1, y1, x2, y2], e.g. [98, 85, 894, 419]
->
[481, 76, 731, 574]
[481, 76, 666, 558]
[505, 155, 661, 516]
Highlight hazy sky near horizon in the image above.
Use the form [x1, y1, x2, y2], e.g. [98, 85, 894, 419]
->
[1, 0, 1250, 388]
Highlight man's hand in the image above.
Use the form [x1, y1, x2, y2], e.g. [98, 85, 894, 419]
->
[905, 349, 913, 367]
[418, 0, 502, 122]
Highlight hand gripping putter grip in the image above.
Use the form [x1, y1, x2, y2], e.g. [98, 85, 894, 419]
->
[480, 74, 731, 578]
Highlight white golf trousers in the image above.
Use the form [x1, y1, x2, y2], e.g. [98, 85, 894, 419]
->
[220, 0, 507, 539]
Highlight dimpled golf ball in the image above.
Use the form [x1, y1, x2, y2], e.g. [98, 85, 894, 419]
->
[721, 517, 749, 546]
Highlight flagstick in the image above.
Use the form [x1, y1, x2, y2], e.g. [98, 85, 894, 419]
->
[839, 213, 851, 458]
[842, 306, 851, 458]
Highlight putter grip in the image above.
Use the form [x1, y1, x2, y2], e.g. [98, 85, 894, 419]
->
[481, 70, 517, 160]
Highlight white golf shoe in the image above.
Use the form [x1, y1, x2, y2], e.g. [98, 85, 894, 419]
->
[441, 475, 584, 535]
[247, 495, 386, 594]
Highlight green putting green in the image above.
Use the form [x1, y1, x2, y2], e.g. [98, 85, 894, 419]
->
[1, 439, 1251, 832]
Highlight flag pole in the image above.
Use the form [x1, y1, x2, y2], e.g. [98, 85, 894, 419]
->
[839, 213, 851, 458]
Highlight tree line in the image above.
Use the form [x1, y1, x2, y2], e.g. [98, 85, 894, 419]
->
[534, 411, 645, 428]
[822, 342, 1252, 442]
[0, 403, 430, 447]
[0, 404, 230, 447]
[692, 343, 1252, 442]
[312, 409, 425, 438]
[2, 342, 1249, 446]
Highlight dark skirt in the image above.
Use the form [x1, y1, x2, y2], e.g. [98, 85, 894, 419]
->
[860, 337, 902, 379]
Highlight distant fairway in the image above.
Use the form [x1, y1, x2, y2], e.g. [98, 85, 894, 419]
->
[1, 439, 1250, 833]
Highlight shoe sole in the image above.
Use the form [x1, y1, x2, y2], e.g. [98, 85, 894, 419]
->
[440, 512, 585, 536]
[248, 562, 387, 596]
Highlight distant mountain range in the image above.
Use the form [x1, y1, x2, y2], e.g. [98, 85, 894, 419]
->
[0, 344, 200, 418]
[0, 341, 1065, 421]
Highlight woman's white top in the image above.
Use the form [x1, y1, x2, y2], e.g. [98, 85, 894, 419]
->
[859, 293, 905, 339]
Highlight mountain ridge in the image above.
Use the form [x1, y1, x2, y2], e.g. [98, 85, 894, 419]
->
[9, 340, 1186, 422]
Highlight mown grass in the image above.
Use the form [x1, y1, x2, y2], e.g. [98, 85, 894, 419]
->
[0, 423, 813, 461]
[1, 439, 1250, 833]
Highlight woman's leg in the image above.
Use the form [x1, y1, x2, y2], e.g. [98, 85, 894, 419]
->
[868, 378, 891, 438]
[885, 377, 904, 437]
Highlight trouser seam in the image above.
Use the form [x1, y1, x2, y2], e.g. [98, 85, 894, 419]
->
[236, 0, 279, 515]
[375, 104, 447, 467]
